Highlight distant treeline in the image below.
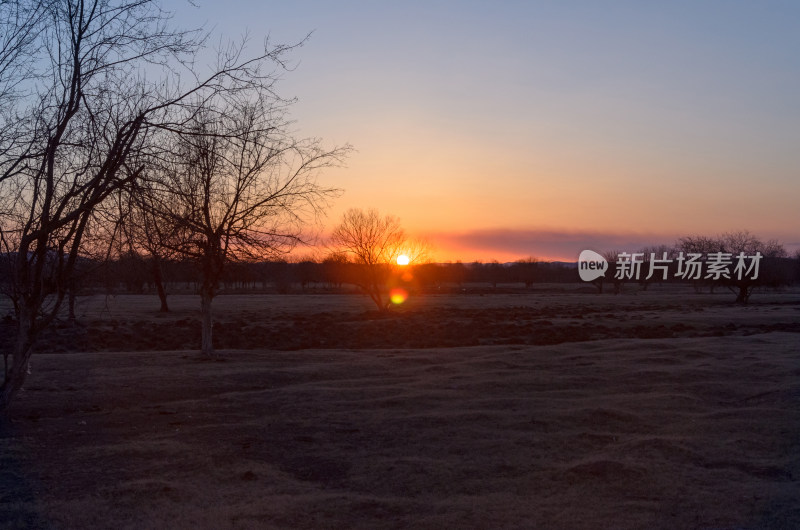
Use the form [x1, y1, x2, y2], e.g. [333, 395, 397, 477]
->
[3, 254, 797, 298]
[0, 256, 575, 295]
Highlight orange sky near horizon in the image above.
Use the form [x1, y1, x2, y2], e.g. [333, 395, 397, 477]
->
[170, 1, 800, 262]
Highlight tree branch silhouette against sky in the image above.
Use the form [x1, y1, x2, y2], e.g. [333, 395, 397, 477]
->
[136, 1, 800, 260]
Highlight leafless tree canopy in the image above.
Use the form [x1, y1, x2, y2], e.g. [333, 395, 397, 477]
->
[131, 96, 347, 355]
[678, 231, 787, 303]
[330, 208, 406, 267]
[329, 208, 429, 311]
[0, 0, 338, 411]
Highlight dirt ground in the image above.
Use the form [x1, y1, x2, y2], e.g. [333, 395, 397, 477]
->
[1, 288, 800, 528]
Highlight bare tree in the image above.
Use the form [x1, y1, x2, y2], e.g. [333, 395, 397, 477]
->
[717, 231, 787, 303]
[108, 184, 179, 312]
[675, 234, 722, 292]
[329, 208, 429, 311]
[636, 244, 673, 291]
[0, 0, 45, 132]
[676, 231, 787, 302]
[140, 98, 346, 356]
[0, 0, 316, 412]
[591, 249, 625, 294]
[513, 257, 539, 289]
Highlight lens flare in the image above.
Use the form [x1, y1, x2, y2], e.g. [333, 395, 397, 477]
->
[396, 254, 410, 266]
[389, 287, 408, 305]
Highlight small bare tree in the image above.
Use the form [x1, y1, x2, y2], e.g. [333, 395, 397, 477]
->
[636, 244, 673, 291]
[676, 231, 787, 302]
[329, 208, 429, 311]
[717, 231, 787, 303]
[513, 257, 539, 289]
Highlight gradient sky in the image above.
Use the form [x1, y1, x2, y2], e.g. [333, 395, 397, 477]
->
[167, 0, 800, 261]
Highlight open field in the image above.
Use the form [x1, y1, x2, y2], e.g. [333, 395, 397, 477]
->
[2, 289, 800, 528]
[9, 287, 800, 353]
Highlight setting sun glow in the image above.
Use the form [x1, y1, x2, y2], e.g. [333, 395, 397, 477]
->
[396, 254, 410, 266]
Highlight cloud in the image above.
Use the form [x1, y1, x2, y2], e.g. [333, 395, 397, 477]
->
[429, 228, 680, 261]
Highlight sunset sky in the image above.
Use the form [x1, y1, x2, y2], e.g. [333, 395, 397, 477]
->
[169, 1, 800, 261]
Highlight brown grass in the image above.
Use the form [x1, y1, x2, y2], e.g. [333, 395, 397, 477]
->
[1, 289, 800, 528]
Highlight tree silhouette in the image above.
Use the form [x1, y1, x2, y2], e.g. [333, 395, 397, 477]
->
[715, 231, 787, 303]
[0, 0, 324, 411]
[140, 100, 346, 356]
[329, 208, 427, 310]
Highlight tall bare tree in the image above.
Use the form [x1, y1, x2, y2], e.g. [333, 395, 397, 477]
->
[0, 0, 312, 412]
[139, 98, 347, 356]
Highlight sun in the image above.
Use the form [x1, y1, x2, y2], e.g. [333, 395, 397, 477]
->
[396, 254, 410, 266]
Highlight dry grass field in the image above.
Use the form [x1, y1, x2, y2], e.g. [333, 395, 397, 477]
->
[2, 287, 800, 528]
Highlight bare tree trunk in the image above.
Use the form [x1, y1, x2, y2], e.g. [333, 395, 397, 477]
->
[200, 286, 214, 356]
[68, 289, 77, 321]
[373, 290, 385, 312]
[152, 257, 169, 312]
[0, 311, 34, 413]
[736, 285, 752, 304]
